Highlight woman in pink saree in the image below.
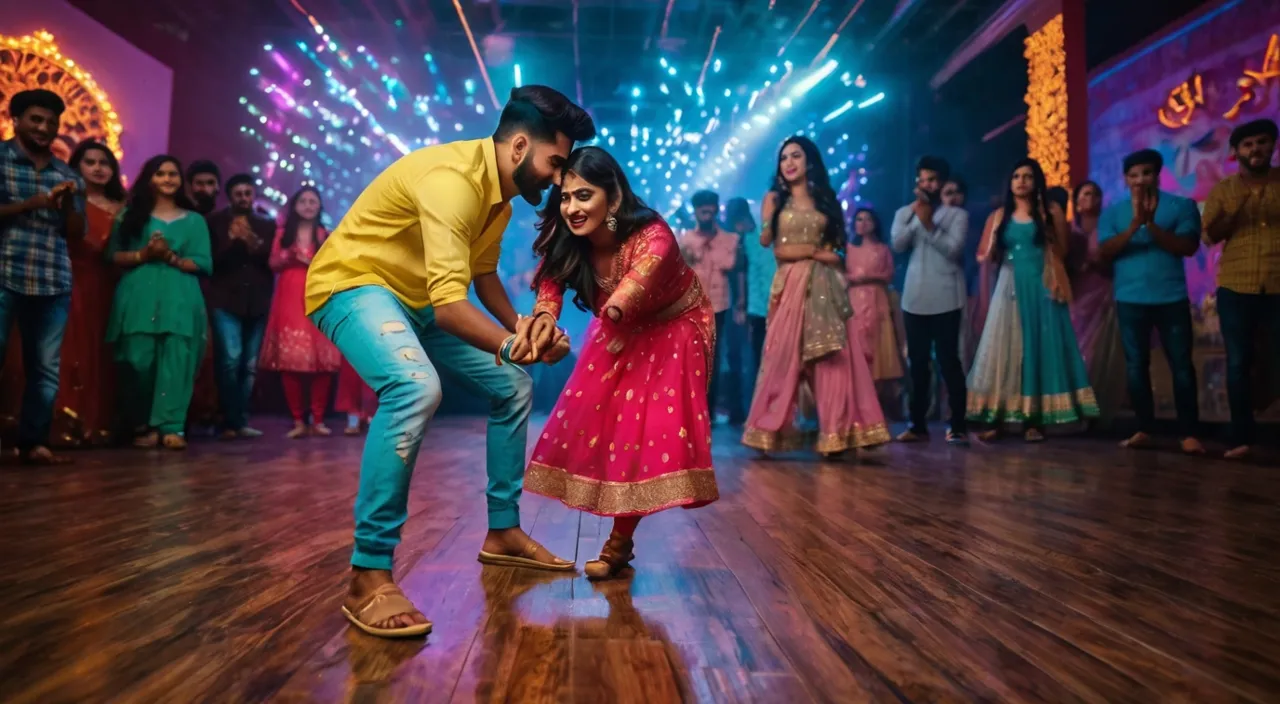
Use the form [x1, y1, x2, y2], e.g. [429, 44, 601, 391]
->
[742, 137, 889, 456]
[521, 147, 719, 581]
[1066, 181, 1124, 425]
[846, 207, 905, 409]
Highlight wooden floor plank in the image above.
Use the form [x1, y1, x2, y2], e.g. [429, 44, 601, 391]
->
[1, 418, 1277, 703]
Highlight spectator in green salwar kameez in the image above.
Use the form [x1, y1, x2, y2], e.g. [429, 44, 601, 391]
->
[106, 155, 213, 450]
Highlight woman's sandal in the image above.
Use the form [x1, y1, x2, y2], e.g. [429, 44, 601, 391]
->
[162, 434, 187, 451]
[1024, 428, 1045, 443]
[134, 431, 160, 448]
[584, 533, 636, 581]
[477, 540, 575, 572]
[341, 583, 432, 638]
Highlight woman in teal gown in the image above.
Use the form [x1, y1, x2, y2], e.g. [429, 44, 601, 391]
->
[967, 158, 1099, 441]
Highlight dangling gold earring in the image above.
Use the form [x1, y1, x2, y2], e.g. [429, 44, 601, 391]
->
[606, 213, 618, 231]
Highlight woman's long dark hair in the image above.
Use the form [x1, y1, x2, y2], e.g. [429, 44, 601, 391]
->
[118, 155, 196, 248]
[531, 146, 657, 313]
[279, 185, 325, 249]
[724, 197, 755, 233]
[68, 140, 126, 203]
[993, 157, 1056, 257]
[1072, 180, 1103, 224]
[849, 207, 882, 246]
[768, 136, 846, 250]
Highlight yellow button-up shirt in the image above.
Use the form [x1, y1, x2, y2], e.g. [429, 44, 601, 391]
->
[1202, 169, 1280, 295]
[304, 138, 512, 315]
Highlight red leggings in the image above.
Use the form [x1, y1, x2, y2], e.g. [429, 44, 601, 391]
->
[281, 372, 333, 423]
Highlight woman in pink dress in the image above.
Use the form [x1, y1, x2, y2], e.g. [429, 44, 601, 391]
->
[1066, 181, 1124, 426]
[845, 207, 904, 410]
[521, 147, 719, 581]
[742, 137, 890, 456]
[258, 186, 342, 438]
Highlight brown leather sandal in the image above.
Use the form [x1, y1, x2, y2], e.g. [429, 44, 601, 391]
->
[341, 583, 432, 638]
[477, 540, 575, 572]
[134, 430, 160, 448]
[162, 434, 187, 451]
[584, 533, 636, 581]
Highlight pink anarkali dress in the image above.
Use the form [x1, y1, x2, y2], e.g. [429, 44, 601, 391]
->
[524, 218, 720, 517]
[845, 239, 904, 381]
[742, 206, 890, 454]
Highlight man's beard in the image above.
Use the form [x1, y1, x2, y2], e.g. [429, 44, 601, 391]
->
[192, 193, 216, 214]
[1242, 154, 1272, 176]
[514, 154, 550, 206]
[697, 219, 715, 232]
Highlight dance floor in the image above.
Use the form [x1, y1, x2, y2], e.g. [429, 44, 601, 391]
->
[1, 417, 1277, 703]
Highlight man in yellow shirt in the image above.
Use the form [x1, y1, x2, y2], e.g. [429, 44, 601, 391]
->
[306, 85, 594, 637]
[1202, 117, 1279, 460]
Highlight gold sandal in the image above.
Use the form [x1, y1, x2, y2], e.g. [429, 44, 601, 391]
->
[477, 540, 575, 572]
[584, 533, 635, 581]
[341, 583, 432, 638]
[162, 434, 187, 451]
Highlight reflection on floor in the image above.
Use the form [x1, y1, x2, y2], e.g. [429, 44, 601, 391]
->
[1, 417, 1277, 703]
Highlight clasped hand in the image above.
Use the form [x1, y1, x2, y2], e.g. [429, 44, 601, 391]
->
[26, 180, 78, 212]
[508, 313, 571, 365]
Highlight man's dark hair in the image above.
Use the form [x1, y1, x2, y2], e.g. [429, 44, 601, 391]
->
[493, 85, 596, 145]
[1122, 148, 1163, 174]
[225, 173, 256, 197]
[691, 190, 719, 209]
[9, 89, 66, 118]
[1229, 118, 1278, 149]
[916, 155, 951, 183]
[946, 175, 967, 195]
[187, 160, 221, 184]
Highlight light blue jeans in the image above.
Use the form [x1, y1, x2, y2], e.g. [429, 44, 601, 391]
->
[310, 286, 533, 571]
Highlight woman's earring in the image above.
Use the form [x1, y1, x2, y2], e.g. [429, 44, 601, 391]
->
[606, 214, 618, 231]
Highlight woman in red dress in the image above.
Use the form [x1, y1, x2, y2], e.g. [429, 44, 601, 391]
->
[258, 186, 342, 438]
[334, 359, 377, 435]
[54, 140, 125, 445]
[522, 146, 720, 580]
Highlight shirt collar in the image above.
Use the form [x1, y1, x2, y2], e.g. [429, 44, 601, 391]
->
[480, 137, 504, 207]
[3, 138, 67, 173]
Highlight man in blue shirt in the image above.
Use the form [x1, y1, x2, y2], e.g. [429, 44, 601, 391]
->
[1097, 149, 1203, 454]
[0, 90, 86, 465]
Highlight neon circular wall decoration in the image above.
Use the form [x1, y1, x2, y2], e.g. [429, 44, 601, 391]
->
[0, 30, 124, 163]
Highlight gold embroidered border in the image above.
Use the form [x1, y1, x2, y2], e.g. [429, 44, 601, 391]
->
[742, 422, 889, 453]
[966, 387, 1100, 426]
[525, 463, 719, 516]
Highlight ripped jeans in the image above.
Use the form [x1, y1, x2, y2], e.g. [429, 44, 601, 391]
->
[311, 286, 534, 571]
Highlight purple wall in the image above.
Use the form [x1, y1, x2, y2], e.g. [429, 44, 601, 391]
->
[0, 0, 173, 181]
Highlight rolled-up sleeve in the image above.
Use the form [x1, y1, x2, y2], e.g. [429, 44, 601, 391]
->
[473, 237, 501, 277]
[412, 168, 484, 306]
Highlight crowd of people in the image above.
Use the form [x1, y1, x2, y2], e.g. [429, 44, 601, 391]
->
[0, 89, 381, 462]
[2, 81, 1275, 637]
[681, 120, 1277, 463]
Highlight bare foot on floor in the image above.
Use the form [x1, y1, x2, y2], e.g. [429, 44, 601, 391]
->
[345, 568, 430, 631]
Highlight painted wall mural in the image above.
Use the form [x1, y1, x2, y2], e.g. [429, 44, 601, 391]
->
[1087, 0, 1280, 423]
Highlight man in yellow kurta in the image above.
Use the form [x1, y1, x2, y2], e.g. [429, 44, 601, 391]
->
[306, 86, 595, 638]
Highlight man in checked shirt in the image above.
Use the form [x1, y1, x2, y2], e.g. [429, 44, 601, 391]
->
[0, 89, 86, 465]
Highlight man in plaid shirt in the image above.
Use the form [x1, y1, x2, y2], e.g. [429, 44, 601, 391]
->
[0, 89, 87, 464]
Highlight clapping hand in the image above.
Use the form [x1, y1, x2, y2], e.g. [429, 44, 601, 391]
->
[49, 181, 78, 211]
[145, 232, 172, 260]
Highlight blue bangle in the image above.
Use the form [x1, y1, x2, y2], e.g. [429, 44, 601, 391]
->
[499, 335, 516, 364]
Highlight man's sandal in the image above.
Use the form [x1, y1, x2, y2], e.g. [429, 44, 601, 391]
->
[341, 583, 432, 638]
[477, 540, 575, 572]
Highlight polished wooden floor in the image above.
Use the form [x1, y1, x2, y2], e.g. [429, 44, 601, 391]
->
[0, 418, 1277, 703]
